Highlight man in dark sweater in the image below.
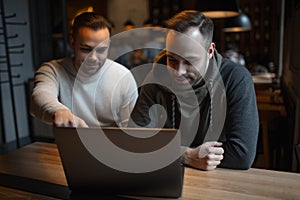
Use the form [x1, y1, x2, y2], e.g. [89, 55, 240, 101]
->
[129, 10, 259, 170]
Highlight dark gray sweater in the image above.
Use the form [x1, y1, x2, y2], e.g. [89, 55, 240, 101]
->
[130, 50, 259, 169]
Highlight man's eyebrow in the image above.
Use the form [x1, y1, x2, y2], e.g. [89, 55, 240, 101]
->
[184, 56, 199, 61]
[96, 46, 108, 49]
[166, 53, 198, 61]
[79, 43, 93, 48]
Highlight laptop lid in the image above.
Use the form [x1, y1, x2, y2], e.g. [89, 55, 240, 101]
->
[53, 126, 184, 198]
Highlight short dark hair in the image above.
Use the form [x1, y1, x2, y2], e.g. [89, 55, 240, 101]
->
[165, 10, 214, 50]
[72, 12, 112, 38]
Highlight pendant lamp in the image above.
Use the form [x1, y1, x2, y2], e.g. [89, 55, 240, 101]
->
[197, 0, 240, 18]
[223, 11, 252, 32]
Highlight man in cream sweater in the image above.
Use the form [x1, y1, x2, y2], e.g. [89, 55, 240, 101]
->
[31, 12, 138, 128]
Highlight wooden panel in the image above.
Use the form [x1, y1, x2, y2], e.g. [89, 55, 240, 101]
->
[184, 167, 300, 200]
[0, 185, 57, 200]
[0, 142, 67, 186]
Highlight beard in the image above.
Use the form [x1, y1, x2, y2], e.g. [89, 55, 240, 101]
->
[77, 59, 105, 77]
[169, 69, 203, 91]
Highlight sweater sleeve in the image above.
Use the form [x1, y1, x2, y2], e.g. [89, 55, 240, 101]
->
[219, 66, 259, 169]
[118, 71, 138, 127]
[30, 63, 69, 124]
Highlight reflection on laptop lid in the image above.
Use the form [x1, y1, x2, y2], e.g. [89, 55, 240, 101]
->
[53, 127, 184, 198]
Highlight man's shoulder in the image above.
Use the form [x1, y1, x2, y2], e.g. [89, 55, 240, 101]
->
[40, 57, 72, 70]
[219, 59, 254, 95]
[36, 57, 75, 79]
[103, 59, 137, 85]
[220, 58, 252, 81]
[105, 59, 130, 72]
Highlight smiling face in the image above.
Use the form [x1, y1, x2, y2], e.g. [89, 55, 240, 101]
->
[71, 26, 110, 76]
[166, 27, 215, 88]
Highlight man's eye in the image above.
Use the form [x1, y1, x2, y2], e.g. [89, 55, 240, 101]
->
[96, 47, 107, 54]
[184, 60, 192, 65]
[80, 48, 92, 53]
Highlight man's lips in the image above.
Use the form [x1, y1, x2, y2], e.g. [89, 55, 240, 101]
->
[84, 61, 98, 65]
[82, 61, 100, 68]
[174, 75, 189, 83]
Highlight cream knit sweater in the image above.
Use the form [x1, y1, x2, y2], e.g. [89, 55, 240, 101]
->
[31, 57, 138, 127]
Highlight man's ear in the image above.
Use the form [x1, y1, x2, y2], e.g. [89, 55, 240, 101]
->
[208, 43, 216, 59]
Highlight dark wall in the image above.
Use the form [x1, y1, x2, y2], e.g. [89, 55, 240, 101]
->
[283, 0, 300, 96]
[30, 0, 55, 68]
[282, 0, 300, 171]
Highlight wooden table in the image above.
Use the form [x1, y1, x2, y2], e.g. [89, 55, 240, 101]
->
[0, 142, 300, 199]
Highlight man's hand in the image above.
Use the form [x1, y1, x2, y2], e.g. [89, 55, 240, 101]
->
[182, 141, 224, 171]
[53, 109, 88, 127]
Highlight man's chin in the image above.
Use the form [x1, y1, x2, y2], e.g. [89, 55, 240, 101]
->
[79, 66, 100, 76]
[173, 79, 194, 90]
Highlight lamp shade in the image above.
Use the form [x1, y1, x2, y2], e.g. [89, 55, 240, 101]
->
[223, 12, 252, 32]
[197, 0, 240, 18]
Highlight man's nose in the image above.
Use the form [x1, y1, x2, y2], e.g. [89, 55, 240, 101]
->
[89, 50, 97, 60]
[176, 62, 187, 76]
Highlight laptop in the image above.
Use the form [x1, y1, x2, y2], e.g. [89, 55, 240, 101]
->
[53, 126, 184, 198]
